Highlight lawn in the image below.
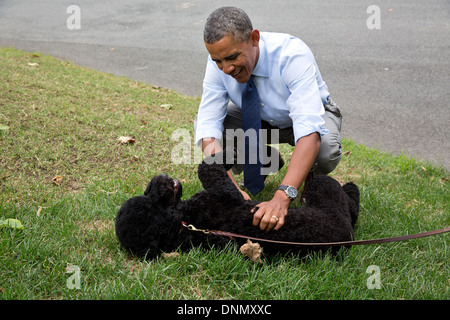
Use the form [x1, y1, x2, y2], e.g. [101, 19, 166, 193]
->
[0, 47, 448, 300]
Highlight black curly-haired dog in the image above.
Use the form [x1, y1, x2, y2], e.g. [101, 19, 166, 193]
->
[115, 151, 360, 260]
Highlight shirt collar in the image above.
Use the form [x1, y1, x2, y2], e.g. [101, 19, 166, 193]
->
[252, 37, 269, 78]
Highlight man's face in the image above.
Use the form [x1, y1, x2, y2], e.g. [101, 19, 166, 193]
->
[205, 30, 260, 83]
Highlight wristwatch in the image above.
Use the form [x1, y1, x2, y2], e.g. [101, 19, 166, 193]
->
[277, 185, 298, 201]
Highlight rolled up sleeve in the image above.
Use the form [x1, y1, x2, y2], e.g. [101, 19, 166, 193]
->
[194, 59, 229, 146]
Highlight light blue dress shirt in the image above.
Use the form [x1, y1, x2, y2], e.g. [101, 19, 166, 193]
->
[195, 32, 330, 146]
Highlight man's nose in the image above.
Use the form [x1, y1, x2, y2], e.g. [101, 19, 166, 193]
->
[222, 61, 235, 75]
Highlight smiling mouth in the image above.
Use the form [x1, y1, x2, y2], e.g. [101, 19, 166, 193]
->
[231, 68, 242, 77]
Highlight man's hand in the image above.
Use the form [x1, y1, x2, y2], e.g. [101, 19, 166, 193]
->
[251, 190, 290, 231]
[251, 132, 320, 231]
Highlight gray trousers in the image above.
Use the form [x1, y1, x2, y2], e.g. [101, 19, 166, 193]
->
[196, 98, 342, 175]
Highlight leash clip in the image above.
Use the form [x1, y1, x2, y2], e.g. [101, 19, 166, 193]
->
[182, 222, 210, 235]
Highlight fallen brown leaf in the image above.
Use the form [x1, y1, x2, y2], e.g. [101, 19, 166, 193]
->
[239, 239, 263, 264]
[52, 175, 63, 185]
[160, 104, 172, 110]
[118, 136, 135, 144]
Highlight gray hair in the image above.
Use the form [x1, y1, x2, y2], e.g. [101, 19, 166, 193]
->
[203, 7, 253, 44]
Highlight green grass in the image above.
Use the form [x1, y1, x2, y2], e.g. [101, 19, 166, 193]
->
[0, 47, 448, 300]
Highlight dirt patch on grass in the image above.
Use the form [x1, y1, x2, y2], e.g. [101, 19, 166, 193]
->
[80, 219, 114, 233]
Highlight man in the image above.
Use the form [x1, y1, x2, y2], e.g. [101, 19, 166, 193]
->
[194, 7, 342, 232]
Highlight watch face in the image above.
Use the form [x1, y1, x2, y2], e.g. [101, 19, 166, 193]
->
[286, 186, 298, 199]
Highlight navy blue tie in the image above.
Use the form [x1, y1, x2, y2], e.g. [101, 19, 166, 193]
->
[241, 75, 264, 195]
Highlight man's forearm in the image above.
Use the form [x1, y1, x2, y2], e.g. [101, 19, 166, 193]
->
[279, 132, 320, 191]
[251, 132, 321, 231]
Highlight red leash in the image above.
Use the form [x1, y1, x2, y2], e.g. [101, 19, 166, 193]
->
[182, 222, 450, 247]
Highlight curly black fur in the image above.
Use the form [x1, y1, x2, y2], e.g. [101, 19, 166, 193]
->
[115, 150, 360, 260]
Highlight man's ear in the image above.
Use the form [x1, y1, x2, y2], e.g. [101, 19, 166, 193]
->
[250, 29, 260, 46]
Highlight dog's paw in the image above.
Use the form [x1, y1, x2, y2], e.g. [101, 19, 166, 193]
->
[201, 148, 237, 171]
